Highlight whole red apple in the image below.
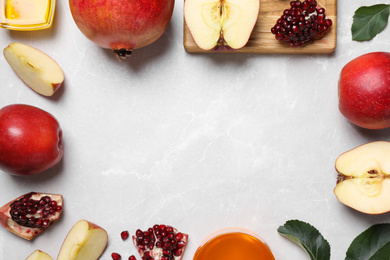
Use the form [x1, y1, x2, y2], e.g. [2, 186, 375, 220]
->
[0, 104, 63, 176]
[69, 0, 175, 59]
[338, 52, 390, 129]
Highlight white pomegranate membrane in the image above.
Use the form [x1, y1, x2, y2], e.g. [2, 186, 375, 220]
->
[271, 0, 333, 47]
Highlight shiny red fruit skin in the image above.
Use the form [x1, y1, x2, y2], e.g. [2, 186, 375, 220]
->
[338, 52, 390, 129]
[68, 0, 175, 51]
[0, 104, 63, 175]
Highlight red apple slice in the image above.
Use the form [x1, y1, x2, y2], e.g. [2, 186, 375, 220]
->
[184, 0, 260, 50]
[3, 42, 64, 96]
[57, 220, 108, 260]
[334, 141, 390, 214]
[26, 250, 53, 260]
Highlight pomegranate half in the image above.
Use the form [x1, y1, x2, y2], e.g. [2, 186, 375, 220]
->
[0, 192, 63, 240]
[69, 0, 175, 59]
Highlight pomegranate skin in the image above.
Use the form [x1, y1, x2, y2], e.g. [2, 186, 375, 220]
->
[69, 0, 175, 53]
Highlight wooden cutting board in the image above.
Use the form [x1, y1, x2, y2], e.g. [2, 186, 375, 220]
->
[183, 0, 337, 54]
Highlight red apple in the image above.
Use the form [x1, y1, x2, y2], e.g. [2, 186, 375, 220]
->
[338, 52, 390, 129]
[68, 0, 175, 59]
[0, 104, 63, 176]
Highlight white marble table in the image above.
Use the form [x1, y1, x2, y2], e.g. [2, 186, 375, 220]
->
[1, 1, 390, 259]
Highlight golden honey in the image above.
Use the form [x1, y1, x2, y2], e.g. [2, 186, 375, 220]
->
[1, 0, 55, 30]
[193, 228, 275, 260]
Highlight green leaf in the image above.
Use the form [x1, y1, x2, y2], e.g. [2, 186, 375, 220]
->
[278, 220, 330, 260]
[352, 4, 390, 41]
[345, 223, 390, 260]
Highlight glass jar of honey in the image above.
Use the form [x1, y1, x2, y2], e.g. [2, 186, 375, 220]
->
[0, 0, 56, 30]
[193, 227, 275, 260]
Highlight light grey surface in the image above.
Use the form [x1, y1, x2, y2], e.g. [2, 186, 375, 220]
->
[1, 1, 390, 259]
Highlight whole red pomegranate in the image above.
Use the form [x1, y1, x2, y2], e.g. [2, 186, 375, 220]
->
[69, 0, 175, 59]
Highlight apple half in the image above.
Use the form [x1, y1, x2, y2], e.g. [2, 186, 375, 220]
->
[334, 141, 390, 214]
[26, 250, 53, 260]
[3, 42, 64, 97]
[57, 220, 108, 260]
[184, 0, 260, 50]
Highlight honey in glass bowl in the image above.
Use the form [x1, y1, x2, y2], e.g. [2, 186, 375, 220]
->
[0, 0, 56, 30]
[193, 228, 275, 260]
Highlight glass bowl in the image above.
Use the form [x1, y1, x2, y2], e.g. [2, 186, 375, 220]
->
[193, 227, 275, 260]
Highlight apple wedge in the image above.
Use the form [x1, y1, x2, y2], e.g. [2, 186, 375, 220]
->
[334, 141, 390, 214]
[3, 42, 64, 97]
[26, 250, 53, 260]
[184, 0, 260, 51]
[57, 220, 108, 260]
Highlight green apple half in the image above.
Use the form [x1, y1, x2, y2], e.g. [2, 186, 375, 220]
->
[184, 0, 260, 50]
[334, 141, 390, 214]
[3, 42, 64, 97]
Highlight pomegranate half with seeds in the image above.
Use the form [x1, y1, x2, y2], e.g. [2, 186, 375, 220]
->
[271, 0, 333, 47]
[69, 0, 175, 60]
[0, 192, 63, 240]
[133, 224, 188, 260]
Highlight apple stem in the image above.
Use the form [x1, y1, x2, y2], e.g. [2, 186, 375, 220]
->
[113, 48, 133, 61]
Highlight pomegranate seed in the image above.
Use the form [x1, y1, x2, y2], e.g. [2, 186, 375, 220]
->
[121, 230, 129, 240]
[174, 248, 183, 256]
[159, 224, 167, 231]
[177, 240, 186, 248]
[129, 256, 137, 260]
[166, 226, 174, 233]
[162, 242, 171, 250]
[175, 232, 183, 240]
[112, 253, 121, 260]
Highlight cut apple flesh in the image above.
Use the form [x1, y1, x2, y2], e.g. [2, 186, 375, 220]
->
[26, 250, 53, 260]
[334, 141, 390, 214]
[57, 220, 108, 260]
[184, 0, 260, 50]
[3, 42, 64, 97]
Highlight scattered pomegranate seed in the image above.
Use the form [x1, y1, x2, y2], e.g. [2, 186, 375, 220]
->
[121, 230, 129, 240]
[129, 256, 137, 260]
[112, 252, 122, 260]
[271, 0, 332, 47]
